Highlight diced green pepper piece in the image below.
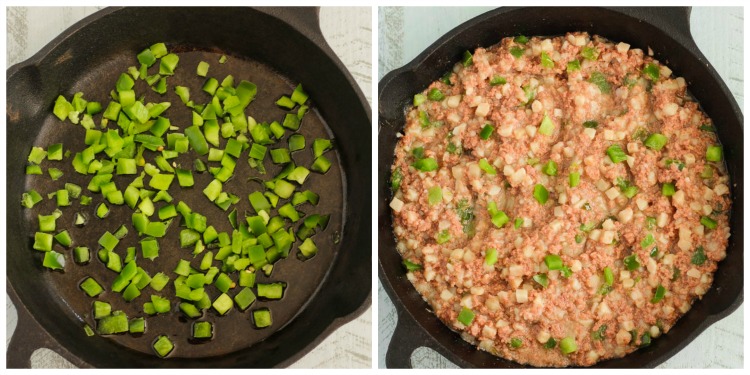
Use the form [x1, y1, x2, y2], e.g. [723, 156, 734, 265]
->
[98, 231, 119, 251]
[560, 337, 578, 354]
[159, 53, 179, 76]
[96, 203, 110, 219]
[33, 232, 54, 251]
[606, 144, 628, 163]
[542, 160, 558, 176]
[122, 283, 141, 302]
[282, 113, 300, 130]
[174, 259, 192, 277]
[176, 168, 194, 187]
[54, 230, 72, 247]
[253, 308, 272, 328]
[137, 48, 156, 67]
[286, 166, 310, 185]
[106, 251, 122, 272]
[38, 214, 56, 232]
[149, 272, 169, 292]
[643, 63, 660, 81]
[47, 143, 63, 160]
[271, 179, 294, 199]
[111, 261, 138, 292]
[83, 324, 95, 337]
[97, 312, 129, 335]
[139, 238, 160, 260]
[644, 133, 668, 151]
[569, 172, 580, 187]
[129, 317, 145, 334]
[42, 250, 65, 270]
[151, 295, 171, 313]
[257, 283, 284, 299]
[289, 134, 305, 152]
[269, 148, 291, 164]
[706, 145, 723, 162]
[149, 174, 174, 191]
[481, 249, 498, 267]
[588, 71, 611, 94]
[193, 321, 212, 339]
[278, 203, 300, 222]
[540, 51, 554, 68]
[116, 73, 135, 92]
[93, 300, 112, 319]
[233, 287, 257, 311]
[149, 42, 168, 58]
[478, 158, 496, 175]
[457, 307, 474, 326]
[202, 77, 219, 96]
[28, 147, 47, 164]
[238, 269, 256, 287]
[212, 293, 233, 315]
[21, 190, 43, 208]
[179, 302, 203, 319]
[624, 254, 641, 270]
[290, 84, 308, 105]
[298, 238, 318, 258]
[312, 139, 332, 158]
[74, 247, 90, 264]
[539, 113, 554, 136]
[544, 254, 563, 270]
[116, 158, 137, 175]
[196, 61, 210, 77]
[26, 165, 42, 175]
[662, 183, 676, 197]
[80, 277, 104, 297]
[276, 95, 295, 109]
[153, 335, 174, 357]
[180, 229, 201, 248]
[213, 272, 232, 293]
[249, 143, 267, 160]
[53, 96, 74, 121]
[185, 125, 209, 155]
[311, 155, 331, 173]
[651, 284, 666, 303]
[203, 179, 223, 201]
[700, 216, 718, 230]
[533, 184, 549, 205]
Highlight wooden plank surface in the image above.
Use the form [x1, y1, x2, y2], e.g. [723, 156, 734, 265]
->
[6, 6, 372, 369]
[378, 6, 743, 369]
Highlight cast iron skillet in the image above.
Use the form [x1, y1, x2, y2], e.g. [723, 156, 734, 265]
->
[7, 7, 371, 368]
[379, 7, 743, 368]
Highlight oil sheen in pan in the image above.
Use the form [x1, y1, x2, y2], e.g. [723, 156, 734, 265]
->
[23, 48, 345, 358]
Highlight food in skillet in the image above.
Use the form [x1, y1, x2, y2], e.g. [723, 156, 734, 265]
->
[22, 43, 334, 357]
[390, 32, 731, 367]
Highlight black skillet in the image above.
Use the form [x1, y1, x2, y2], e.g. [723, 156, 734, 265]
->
[7, 6, 371, 368]
[378, 7, 743, 368]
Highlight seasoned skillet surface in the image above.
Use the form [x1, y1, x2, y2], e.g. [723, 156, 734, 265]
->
[19, 47, 345, 357]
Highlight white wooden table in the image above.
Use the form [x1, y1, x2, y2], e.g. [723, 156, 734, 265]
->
[6, 6, 372, 369]
[378, 6, 743, 369]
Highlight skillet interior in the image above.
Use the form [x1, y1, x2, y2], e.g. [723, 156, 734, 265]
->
[378, 6, 743, 368]
[8, 7, 371, 368]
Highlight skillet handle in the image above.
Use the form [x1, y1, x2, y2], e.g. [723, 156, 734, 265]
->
[634, 7, 697, 47]
[385, 309, 435, 368]
[6, 287, 55, 368]
[256, 7, 327, 45]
